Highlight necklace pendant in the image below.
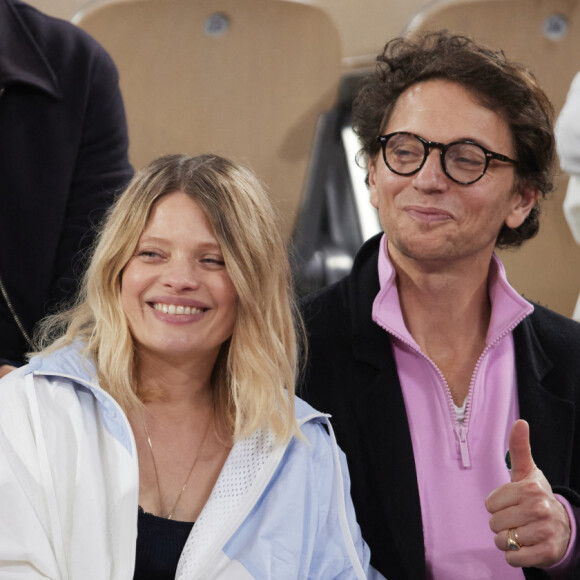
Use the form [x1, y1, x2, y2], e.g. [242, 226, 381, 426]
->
[141, 413, 212, 522]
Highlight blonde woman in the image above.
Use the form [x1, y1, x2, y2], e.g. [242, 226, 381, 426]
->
[0, 155, 376, 579]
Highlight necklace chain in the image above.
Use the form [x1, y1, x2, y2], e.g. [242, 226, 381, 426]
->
[142, 413, 211, 520]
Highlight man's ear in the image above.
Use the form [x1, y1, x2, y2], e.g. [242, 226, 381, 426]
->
[505, 184, 540, 229]
[368, 157, 379, 209]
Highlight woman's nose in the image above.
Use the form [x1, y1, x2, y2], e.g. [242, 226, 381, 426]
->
[161, 257, 200, 290]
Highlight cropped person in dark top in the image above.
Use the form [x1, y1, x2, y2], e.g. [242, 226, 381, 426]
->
[0, 0, 133, 376]
[0, 154, 380, 579]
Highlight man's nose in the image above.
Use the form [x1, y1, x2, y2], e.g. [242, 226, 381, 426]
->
[412, 148, 448, 191]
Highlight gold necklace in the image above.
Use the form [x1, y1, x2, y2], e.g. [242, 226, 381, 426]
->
[142, 413, 212, 520]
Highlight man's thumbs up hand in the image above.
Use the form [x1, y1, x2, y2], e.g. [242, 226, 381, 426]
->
[485, 420, 571, 569]
[508, 419, 536, 483]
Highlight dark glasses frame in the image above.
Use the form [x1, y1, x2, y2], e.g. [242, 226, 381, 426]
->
[377, 131, 517, 185]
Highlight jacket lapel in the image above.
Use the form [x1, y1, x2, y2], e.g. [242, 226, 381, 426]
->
[348, 235, 426, 580]
[514, 315, 575, 486]
[176, 428, 286, 579]
[350, 365, 426, 580]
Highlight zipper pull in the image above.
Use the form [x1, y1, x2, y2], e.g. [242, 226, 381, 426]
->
[454, 424, 471, 468]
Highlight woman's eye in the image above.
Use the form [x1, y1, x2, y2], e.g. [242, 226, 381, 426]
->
[138, 250, 162, 259]
[201, 257, 226, 266]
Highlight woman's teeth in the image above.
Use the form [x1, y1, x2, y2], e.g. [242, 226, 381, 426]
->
[152, 303, 203, 315]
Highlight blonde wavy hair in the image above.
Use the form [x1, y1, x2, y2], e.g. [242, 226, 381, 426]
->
[36, 154, 303, 442]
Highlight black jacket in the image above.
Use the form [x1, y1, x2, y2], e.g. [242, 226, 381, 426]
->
[300, 234, 580, 580]
[0, 0, 132, 364]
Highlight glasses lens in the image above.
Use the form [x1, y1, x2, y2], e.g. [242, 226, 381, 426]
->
[384, 134, 425, 175]
[444, 143, 487, 183]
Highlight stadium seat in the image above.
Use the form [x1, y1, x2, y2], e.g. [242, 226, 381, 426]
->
[75, 0, 342, 241]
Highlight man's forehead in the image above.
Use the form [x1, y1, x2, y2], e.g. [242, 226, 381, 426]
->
[383, 79, 514, 153]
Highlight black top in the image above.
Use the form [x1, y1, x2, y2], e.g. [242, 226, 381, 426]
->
[0, 0, 132, 366]
[133, 506, 194, 580]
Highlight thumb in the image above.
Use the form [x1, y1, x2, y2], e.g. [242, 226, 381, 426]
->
[508, 419, 536, 483]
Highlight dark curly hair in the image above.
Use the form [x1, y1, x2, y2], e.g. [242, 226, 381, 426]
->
[352, 30, 555, 248]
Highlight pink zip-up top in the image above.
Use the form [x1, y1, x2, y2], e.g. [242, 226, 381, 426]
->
[372, 235, 575, 579]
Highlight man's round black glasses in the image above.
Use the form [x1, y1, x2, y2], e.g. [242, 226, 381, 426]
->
[377, 132, 517, 185]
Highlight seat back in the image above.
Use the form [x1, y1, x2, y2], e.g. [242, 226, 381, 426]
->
[291, 0, 431, 69]
[75, 0, 342, 239]
[26, 0, 83, 19]
[407, 0, 580, 317]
